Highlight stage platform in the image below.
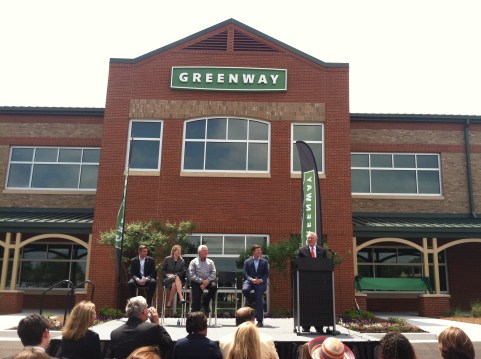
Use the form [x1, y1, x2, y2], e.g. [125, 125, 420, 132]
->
[48, 317, 378, 359]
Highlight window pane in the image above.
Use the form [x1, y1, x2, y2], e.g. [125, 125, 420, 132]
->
[22, 245, 47, 259]
[248, 143, 268, 171]
[224, 236, 245, 254]
[371, 154, 392, 168]
[32, 164, 80, 188]
[58, 149, 82, 163]
[48, 245, 71, 259]
[394, 155, 415, 168]
[376, 265, 422, 277]
[73, 246, 88, 259]
[418, 171, 440, 194]
[201, 236, 222, 254]
[45, 262, 71, 287]
[228, 119, 247, 140]
[184, 142, 205, 170]
[205, 143, 246, 170]
[11, 148, 34, 161]
[351, 154, 369, 167]
[417, 155, 438, 168]
[293, 125, 322, 142]
[357, 249, 372, 263]
[82, 149, 100, 163]
[186, 120, 206, 139]
[249, 121, 268, 141]
[358, 266, 373, 277]
[292, 145, 301, 172]
[398, 249, 421, 263]
[371, 170, 416, 193]
[79, 165, 99, 189]
[130, 140, 159, 169]
[71, 262, 87, 286]
[208, 257, 237, 272]
[7, 164, 31, 187]
[35, 148, 58, 162]
[186, 236, 201, 254]
[310, 143, 323, 171]
[207, 118, 226, 139]
[132, 122, 161, 138]
[246, 236, 267, 248]
[351, 169, 370, 193]
[374, 248, 397, 263]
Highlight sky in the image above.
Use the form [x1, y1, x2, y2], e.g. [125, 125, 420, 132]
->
[1, 0, 480, 115]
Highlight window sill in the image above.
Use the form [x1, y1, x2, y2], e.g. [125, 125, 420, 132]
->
[352, 194, 444, 200]
[3, 189, 96, 195]
[180, 172, 271, 178]
[125, 170, 160, 176]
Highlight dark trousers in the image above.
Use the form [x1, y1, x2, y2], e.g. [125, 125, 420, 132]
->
[242, 281, 266, 322]
[190, 281, 217, 312]
[128, 279, 157, 306]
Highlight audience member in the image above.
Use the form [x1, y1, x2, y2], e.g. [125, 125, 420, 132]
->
[110, 296, 172, 359]
[188, 245, 217, 313]
[377, 332, 417, 359]
[308, 336, 354, 359]
[219, 307, 278, 359]
[128, 244, 157, 307]
[126, 346, 161, 359]
[242, 244, 269, 327]
[12, 314, 52, 358]
[172, 312, 222, 359]
[161, 244, 186, 307]
[13, 348, 51, 359]
[55, 301, 101, 359]
[225, 321, 261, 359]
[438, 326, 475, 359]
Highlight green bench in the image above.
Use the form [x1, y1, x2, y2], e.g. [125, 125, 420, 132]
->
[355, 276, 433, 293]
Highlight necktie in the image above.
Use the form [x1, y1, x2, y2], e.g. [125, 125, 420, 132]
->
[311, 246, 315, 258]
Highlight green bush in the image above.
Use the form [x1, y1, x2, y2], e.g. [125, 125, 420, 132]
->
[388, 317, 407, 325]
[98, 306, 124, 318]
[341, 308, 376, 321]
[471, 301, 481, 318]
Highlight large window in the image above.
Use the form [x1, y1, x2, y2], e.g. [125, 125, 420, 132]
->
[16, 243, 88, 289]
[351, 153, 441, 195]
[128, 120, 163, 171]
[6, 147, 100, 190]
[182, 117, 270, 172]
[357, 246, 447, 291]
[292, 123, 324, 173]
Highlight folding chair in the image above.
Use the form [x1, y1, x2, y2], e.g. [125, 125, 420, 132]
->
[214, 271, 239, 324]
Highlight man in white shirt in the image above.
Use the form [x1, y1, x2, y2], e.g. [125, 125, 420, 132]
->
[218, 307, 279, 359]
[188, 245, 217, 313]
[8, 314, 53, 358]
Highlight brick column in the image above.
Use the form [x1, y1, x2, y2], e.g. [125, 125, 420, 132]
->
[418, 294, 451, 317]
[354, 292, 367, 311]
[0, 290, 24, 314]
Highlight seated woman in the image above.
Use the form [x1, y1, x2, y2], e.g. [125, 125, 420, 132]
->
[438, 326, 475, 359]
[161, 244, 186, 307]
[56, 301, 102, 359]
[226, 321, 262, 359]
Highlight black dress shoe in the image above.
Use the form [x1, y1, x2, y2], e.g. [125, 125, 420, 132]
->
[315, 326, 325, 333]
[302, 326, 310, 332]
[256, 322, 264, 327]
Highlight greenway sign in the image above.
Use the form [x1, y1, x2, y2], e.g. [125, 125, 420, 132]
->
[171, 67, 287, 92]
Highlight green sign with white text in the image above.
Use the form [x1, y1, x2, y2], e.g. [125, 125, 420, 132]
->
[171, 67, 287, 91]
[301, 170, 318, 241]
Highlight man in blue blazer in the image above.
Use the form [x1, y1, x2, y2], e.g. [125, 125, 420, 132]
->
[242, 244, 269, 327]
[128, 244, 157, 307]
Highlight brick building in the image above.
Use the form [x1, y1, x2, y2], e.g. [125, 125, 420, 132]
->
[1, 19, 480, 316]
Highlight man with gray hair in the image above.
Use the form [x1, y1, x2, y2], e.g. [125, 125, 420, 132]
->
[110, 296, 172, 359]
[188, 244, 217, 313]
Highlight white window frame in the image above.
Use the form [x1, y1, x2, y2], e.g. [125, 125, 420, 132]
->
[127, 119, 164, 172]
[181, 117, 270, 173]
[291, 123, 325, 174]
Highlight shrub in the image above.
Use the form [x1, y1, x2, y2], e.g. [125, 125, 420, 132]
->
[471, 301, 481, 318]
[98, 306, 124, 318]
[341, 308, 376, 321]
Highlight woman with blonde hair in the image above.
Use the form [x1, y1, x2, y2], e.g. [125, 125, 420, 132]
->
[226, 321, 261, 359]
[161, 244, 186, 307]
[438, 326, 475, 359]
[56, 301, 101, 359]
[126, 346, 161, 359]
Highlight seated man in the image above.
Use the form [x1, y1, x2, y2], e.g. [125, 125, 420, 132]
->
[128, 244, 157, 307]
[10, 314, 52, 359]
[242, 244, 269, 327]
[110, 296, 172, 359]
[188, 245, 217, 314]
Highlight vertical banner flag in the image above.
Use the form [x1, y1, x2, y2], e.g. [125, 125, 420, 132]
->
[296, 141, 323, 246]
[114, 170, 129, 276]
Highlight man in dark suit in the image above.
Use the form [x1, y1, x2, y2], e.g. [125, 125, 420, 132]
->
[110, 296, 172, 359]
[128, 244, 157, 306]
[297, 231, 326, 333]
[242, 244, 269, 327]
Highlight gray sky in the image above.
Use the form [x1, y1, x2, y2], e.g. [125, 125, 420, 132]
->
[1, 0, 480, 115]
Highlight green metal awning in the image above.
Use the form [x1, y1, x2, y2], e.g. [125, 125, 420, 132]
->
[0, 208, 94, 234]
[353, 214, 481, 238]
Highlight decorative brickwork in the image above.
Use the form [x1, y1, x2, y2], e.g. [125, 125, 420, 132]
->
[0, 290, 24, 314]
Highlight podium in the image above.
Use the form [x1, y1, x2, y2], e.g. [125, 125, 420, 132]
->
[293, 256, 336, 335]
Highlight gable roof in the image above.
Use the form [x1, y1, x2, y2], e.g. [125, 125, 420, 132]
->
[111, 18, 348, 68]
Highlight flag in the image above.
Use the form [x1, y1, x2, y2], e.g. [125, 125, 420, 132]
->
[296, 141, 323, 245]
[114, 171, 129, 276]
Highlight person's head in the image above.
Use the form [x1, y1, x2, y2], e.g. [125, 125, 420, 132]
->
[126, 346, 161, 359]
[197, 245, 208, 260]
[308, 336, 355, 359]
[138, 245, 148, 259]
[126, 296, 149, 321]
[235, 307, 255, 326]
[171, 245, 182, 258]
[17, 314, 50, 348]
[226, 321, 261, 359]
[185, 312, 207, 335]
[13, 348, 51, 359]
[251, 244, 262, 259]
[438, 326, 475, 359]
[307, 232, 318, 247]
[378, 332, 417, 359]
[62, 301, 96, 340]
